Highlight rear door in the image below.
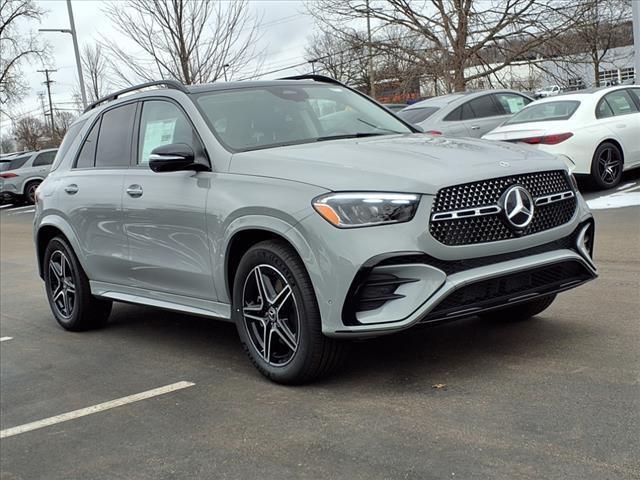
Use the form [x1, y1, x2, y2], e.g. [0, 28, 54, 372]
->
[122, 98, 215, 300]
[597, 89, 640, 166]
[58, 103, 136, 284]
[459, 94, 505, 137]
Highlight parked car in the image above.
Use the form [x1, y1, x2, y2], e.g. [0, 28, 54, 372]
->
[0, 149, 57, 204]
[482, 86, 640, 189]
[382, 103, 407, 113]
[534, 85, 561, 98]
[397, 90, 533, 138]
[33, 76, 596, 384]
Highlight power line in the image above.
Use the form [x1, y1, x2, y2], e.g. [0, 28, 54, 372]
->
[37, 69, 57, 133]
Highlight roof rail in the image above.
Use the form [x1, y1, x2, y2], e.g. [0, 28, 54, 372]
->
[83, 80, 188, 113]
[278, 74, 345, 86]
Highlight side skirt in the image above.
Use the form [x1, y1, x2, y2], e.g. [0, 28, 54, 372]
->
[89, 281, 232, 321]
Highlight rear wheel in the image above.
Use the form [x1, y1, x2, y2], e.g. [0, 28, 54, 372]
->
[591, 142, 622, 189]
[233, 240, 346, 384]
[44, 236, 112, 331]
[480, 294, 556, 322]
[24, 181, 40, 204]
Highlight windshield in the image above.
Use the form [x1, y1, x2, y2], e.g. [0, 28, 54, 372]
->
[505, 101, 580, 125]
[397, 106, 440, 124]
[195, 84, 413, 151]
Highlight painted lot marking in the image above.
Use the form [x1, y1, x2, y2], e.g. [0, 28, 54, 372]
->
[0, 336, 13, 342]
[4, 204, 34, 212]
[586, 190, 640, 210]
[0, 381, 195, 439]
[7, 207, 35, 215]
[0, 204, 14, 209]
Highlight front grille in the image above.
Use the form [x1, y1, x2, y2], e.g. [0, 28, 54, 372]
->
[422, 261, 593, 322]
[430, 170, 576, 246]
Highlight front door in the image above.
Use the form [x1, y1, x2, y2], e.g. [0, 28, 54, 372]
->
[122, 99, 216, 300]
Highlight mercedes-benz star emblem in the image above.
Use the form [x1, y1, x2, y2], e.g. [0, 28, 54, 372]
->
[500, 185, 535, 229]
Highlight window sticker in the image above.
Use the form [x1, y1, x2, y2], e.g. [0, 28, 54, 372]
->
[141, 118, 176, 163]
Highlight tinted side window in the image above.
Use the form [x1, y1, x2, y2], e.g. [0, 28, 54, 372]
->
[596, 99, 614, 119]
[460, 103, 475, 120]
[493, 93, 532, 114]
[138, 100, 200, 164]
[76, 119, 101, 168]
[95, 103, 137, 168]
[628, 88, 640, 106]
[32, 151, 57, 166]
[468, 95, 502, 118]
[3, 155, 30, 171]
[603, 90, 638, 116]
[444, 106, 462, 121]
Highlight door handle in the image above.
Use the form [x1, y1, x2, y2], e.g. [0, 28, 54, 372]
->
[126, 184, 143, 198]
[470, 125, 480, 130]
[64, 184, 79, 195]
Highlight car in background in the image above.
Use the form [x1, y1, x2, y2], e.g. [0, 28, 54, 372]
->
[0, 149, 58, 204]
[397, 90, 533, 138]
[382, 103, 407, 113]
[482, 86, 640, 189]
[534, 85, 561, 98]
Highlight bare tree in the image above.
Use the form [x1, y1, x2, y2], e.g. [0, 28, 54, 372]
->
[102, 0, 263, 85]
[305, 31, 371, 89]
[82, 43, 112, 101]
[52, 110, 75, 142]
[1, 134, 15, 153]
[569, 0, 633, 86]
[13, 115, 44, 150]
[0, 0, 49, 106]
[308, 0, 586, 92]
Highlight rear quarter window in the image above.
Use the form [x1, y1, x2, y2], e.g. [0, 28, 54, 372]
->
[51, 120, 86, 171]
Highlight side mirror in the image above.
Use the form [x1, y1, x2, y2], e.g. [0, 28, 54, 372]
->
[148, 143, 208, 172]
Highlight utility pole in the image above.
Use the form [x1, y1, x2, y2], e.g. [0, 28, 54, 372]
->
[365, 0, 375, 98]
[633, 0, 640, 85]
[39, 0, 87, 108]
[37, 69, 57, 134]
[37, 92, 47, 126]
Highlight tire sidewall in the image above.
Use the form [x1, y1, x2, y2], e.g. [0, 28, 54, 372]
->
[591, 142, 622, 189]
[43, 237, 86, 330]
[232, 244, 318, 383]
[24, 181, 40, 204]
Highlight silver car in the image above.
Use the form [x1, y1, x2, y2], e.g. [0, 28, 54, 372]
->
[33, 77, 596, 383]
[0, 148, 58, 204]
[398, 90, 533, 138]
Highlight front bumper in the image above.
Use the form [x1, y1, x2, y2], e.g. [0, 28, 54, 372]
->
[295, 194, 596, 338]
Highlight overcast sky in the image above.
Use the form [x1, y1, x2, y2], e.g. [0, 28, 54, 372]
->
[2, 0, 316, 132]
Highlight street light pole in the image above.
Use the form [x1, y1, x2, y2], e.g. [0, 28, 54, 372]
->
[39, 0, 87, 109]
[633, 0, 640, 85]
[222, 64, 230, 82]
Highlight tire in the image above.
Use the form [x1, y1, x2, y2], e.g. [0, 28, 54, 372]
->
[590, 142, 623, 189]
[23, 180, 40, 205]
[43, 236, 112, 331]
[232, 240, 346, 384]
[480, 294, 556, 323]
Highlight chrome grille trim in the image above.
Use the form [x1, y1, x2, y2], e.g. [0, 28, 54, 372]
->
[431, 205, 502, 221]
[534, 190, 575, 206]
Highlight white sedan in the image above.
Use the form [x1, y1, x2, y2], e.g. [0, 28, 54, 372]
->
[483, 86, 640, 189]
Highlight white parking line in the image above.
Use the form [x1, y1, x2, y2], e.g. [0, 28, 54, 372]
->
[0, 204, 14, 209]
[0, 336, 13, 342]
[0, 381, 195, 439]
[7, 208, 35, 215]
[616, 182, 636, 191]
[4, 204, 34, 212]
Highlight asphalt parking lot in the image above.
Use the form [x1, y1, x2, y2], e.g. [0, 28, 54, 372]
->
[1, 176, 639, 480]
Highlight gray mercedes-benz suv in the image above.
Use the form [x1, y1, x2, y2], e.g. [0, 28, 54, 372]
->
[33, 76, 597, 383]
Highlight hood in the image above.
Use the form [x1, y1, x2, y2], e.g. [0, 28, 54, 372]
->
[229, 134, 566, 195]
[483, 121, 572, 141]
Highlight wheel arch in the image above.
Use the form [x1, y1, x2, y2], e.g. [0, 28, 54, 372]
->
[22, 177, 45, 195]
[36, 215, 86, 279]
[219, 216, 319, 304]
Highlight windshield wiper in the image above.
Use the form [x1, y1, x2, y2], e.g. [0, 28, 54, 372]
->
[356, 118, 404, 134]
[315, 132, 387, 142]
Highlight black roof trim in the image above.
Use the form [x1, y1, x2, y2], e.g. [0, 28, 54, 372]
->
[84, 80, 188, 113]
[277, 74, 345, 86]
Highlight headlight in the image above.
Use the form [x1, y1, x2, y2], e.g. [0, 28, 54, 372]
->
[312, 192, 420, 228]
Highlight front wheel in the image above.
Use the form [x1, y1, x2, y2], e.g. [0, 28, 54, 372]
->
[233, 240, 346, 384]
[591, 142, 623, 189]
